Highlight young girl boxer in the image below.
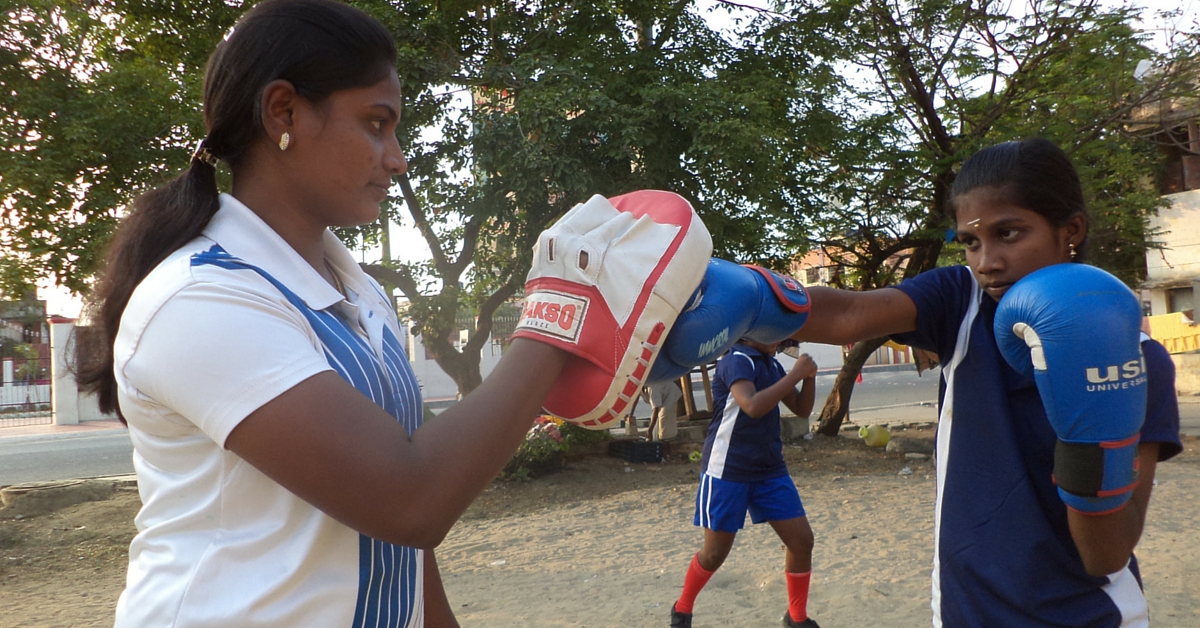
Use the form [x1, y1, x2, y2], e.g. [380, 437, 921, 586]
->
[75, 2, 708, 626]
[670, 343, 819, 628]
[656, 138, 1181, 627]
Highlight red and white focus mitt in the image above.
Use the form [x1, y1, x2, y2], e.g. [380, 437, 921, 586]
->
[511, 190, 712, 429]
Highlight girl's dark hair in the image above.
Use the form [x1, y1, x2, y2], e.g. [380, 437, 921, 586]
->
[949, 137, 1090, 260]
[76, 0, 397, 420]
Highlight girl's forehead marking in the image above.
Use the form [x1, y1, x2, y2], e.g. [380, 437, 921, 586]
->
[967, 218, 981, 227]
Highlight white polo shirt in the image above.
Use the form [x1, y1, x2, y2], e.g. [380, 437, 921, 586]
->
[113, 194, 425, 628]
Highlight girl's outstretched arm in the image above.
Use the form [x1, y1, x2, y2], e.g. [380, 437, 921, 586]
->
[225, 339, 566, 549]
[792, 286, 918, 346]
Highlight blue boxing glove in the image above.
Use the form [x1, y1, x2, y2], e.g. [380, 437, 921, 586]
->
[646, 259, 810, 384]
[994, 264, 1147, 514]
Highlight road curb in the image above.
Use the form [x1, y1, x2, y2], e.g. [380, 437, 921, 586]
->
[0, 427, 129, 444]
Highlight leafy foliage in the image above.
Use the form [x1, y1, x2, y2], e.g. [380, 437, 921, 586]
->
[502, 415, 569, 480]
[0, 0, 239, 298]
[762, 0, 1195, 290]
[557, 420, 613, 448]
[360, 0, 842, 394]
[501, 416, 612, 480]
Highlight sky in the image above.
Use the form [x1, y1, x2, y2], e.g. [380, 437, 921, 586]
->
[36, 0, 1200, 318]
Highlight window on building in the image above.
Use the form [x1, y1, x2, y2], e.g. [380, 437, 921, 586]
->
[1167, 287, 1194, 317]
[1156, 121, 1200, 194]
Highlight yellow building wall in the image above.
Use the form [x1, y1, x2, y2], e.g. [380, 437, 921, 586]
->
[1147, 312, 1200, 354]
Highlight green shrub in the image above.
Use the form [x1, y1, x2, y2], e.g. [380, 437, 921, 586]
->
[502, 416, 569, 480]
[558, 421, 612, 448]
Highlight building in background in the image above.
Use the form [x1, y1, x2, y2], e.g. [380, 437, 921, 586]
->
[1129, 85, 1200, 318]
[0, 298, 51, 423]
[789, 248, 920, 369]
[1129, 89, 1200, 393]
[1144, 190, 1200, 319]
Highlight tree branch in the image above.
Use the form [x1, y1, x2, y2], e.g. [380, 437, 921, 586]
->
[449, 214, 482, 278]
[396, 171, 451, 275]
[360, 263, 421, 302]
[462, 276, 520, 356]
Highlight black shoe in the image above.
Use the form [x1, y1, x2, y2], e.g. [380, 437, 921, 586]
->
[670, 602, 692, 628]
[782, 611, 820, 628]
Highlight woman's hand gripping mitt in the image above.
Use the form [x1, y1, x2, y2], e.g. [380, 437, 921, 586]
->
[511, 191, 712, 429]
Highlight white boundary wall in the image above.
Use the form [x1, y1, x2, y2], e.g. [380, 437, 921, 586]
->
[49, 321, 115, 425]
[0, 383, 50, 407]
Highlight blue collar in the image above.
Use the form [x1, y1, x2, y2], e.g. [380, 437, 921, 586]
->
[729, 342, 768, 359]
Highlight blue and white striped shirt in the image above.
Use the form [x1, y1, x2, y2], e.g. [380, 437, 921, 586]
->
[115, 194, 426, 627]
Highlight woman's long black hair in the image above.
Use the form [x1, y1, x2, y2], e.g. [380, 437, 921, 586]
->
[949, 137, 1090, 261]
[76, 0, 397, 421]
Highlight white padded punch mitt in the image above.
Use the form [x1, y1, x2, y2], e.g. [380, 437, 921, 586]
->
[510, 190, 712, 429]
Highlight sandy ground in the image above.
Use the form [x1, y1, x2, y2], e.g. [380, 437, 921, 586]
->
[439, 433, 1200, 627]
[2, 426, 1198, 628]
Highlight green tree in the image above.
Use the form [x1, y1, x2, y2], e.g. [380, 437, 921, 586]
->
[11, 342, 42, 382]
[360, 0, 840, 395]
[758, 0, 1199, 434]
[0, 0, 239, 298]
[1, 0, 837, 398]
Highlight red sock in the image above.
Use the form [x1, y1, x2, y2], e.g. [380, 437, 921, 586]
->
[675, 553, 716, 614]
[786, 570, 812, 622]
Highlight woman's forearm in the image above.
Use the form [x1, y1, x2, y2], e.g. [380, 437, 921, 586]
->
[1066, 443, 1159, 576]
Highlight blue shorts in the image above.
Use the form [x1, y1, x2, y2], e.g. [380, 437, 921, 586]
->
[693, 472, 805, 533]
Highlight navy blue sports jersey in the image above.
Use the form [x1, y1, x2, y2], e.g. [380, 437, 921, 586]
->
[701, 343, 791, 482]
[891, 265, 1182, 628]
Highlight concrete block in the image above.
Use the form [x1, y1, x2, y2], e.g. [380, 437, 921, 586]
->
[1173, 352, 1200, 396]
[781, 415, 811, 441]
[675, 423, 710, 443]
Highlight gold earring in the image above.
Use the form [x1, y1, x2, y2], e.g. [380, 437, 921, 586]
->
[279, 132, 290, 151]
[1068, 242, 1077, 260]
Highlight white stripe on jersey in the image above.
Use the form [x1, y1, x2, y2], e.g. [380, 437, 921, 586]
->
[706, 352, 754, 479]
[1102, 562, 1149, 627]
[930, 274, 983, 628]
[699, 474, 713, 529]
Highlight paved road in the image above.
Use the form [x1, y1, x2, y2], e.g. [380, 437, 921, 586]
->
[2, 369, 1197, 486]
[0, 430, 134, 486]
[632, 365, 942, 421]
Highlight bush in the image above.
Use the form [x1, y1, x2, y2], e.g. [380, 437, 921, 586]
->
[558, 420, 612, 448]
[502, 416, 569, 480]
[500, 416, 614, 480]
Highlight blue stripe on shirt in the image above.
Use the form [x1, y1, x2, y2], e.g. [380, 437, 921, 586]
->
[192, 245, 421, 628]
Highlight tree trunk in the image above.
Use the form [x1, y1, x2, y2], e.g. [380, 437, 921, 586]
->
[425, 339, 485, 397]
[360, 263, 514, 399]
[814, 337, 890, 436]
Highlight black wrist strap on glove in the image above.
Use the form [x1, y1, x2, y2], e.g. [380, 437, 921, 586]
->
[1053, 435, 1139, 498]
